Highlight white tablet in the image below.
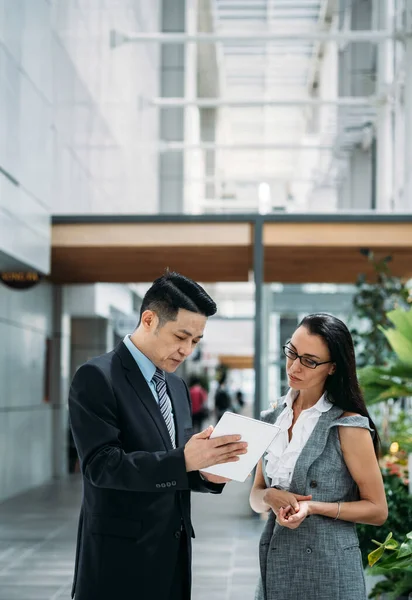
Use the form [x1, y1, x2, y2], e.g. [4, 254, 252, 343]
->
[201, 411, 280, 483]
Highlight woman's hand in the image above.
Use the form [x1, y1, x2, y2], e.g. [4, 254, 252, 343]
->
[277, 501, 310, 529]
[263, 488, 312, 516]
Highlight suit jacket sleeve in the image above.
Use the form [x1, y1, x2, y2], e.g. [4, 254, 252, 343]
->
[69, 363, 191, 493]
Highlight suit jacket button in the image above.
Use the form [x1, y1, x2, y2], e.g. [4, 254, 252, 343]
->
[309, 480, 317, 488]
[156, 484, 161, 488]
[161, 483, 166, 488]
[174, 531, 181, 539]
[166, 482, 171, 487]
[306, 548, 312, 554]
[172, 481, 177, 486]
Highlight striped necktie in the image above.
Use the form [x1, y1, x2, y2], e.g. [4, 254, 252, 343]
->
[152, 368, 176, 448]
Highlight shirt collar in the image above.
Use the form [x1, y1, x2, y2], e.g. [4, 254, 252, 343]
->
[123, 335, 157, 383]
[284, 388, 332, 413]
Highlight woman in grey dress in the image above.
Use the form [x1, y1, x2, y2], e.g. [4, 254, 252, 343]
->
[250, 314, 387, 600]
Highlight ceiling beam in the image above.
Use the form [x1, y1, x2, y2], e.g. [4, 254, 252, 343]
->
[110, 30, 402, 47]
[160, 142, 333, 151]
[152, 97, 375, 108]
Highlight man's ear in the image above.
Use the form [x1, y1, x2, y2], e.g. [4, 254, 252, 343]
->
[140, 310, 158, 332]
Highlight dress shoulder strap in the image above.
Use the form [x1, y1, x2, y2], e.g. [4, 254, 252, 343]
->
[329, 414, 375, 437]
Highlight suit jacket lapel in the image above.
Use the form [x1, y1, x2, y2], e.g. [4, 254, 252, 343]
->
[115, 342, 173, 450]
[166, 375, 185, 448]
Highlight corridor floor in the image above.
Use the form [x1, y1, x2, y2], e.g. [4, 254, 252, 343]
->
[0, 474, 264, 600]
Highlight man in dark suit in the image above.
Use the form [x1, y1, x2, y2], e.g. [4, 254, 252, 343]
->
[69, 271, 247, 600]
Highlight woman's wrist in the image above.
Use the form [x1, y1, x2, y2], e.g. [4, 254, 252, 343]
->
[307, 501, 316, 516]
[262, 487, 273, 506]
[307, 501, 342, 519]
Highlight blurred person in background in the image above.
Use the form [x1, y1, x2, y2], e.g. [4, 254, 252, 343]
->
[214, 378, 232, 422]
[235, 390, 245, 414]
[69, 271, 248, 600]
[188, 374, 209, 433]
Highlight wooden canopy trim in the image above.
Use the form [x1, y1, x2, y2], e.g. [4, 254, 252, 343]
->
[263, 222, 412, 247]
[52, 223, 252, 248]
[50, 217, 412, 284]
[218, 355, 254, 370]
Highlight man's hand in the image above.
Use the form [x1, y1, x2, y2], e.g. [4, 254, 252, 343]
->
[277, 501, 310, 529]
[199, 471, 231, 484]
[184, 425, 248, 472]
[263, 488, 312, 515]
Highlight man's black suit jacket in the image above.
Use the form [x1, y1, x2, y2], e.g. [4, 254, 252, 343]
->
[69, 341, 223, 600]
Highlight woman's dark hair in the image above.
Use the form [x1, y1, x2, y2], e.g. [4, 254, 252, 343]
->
[140, 270, 217, 326]
[298, 313, 380, 457]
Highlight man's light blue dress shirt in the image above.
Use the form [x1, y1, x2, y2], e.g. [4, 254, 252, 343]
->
[122, 335, 160, 402]
[123, 335, 176, 436]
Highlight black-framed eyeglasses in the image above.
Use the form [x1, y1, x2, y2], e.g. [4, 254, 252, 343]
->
[282, 345, 333, 370]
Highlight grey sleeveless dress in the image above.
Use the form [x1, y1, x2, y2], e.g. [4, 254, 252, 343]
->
[255, 399, 373, 600]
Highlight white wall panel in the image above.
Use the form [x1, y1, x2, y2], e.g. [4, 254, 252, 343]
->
[0, 281, 53, 500]
[0, 0, 162, 502]
[51, 0, 161, 215]
[0, 0, 52, 273]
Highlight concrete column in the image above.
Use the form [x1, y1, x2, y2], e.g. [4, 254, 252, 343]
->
[375, 0, 394, 211]
[70, 318, 111, 379]
[260, 285, 272, 412]
[253, 219, 264, 420]
[339, 146, 373, 210]
[184, 0, 204, 213]
[404, 6, 412, 210]
[278, 314, 299, 396]
[159, 0, 186, 213]
[200, 108, 217, 201]
[49, 285, 71, 478]
[337, 0, 374, 210]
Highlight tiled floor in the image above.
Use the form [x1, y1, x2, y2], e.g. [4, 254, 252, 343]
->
[0, 474, 264, 599]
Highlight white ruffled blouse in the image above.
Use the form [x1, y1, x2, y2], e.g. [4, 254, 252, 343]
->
[264, 389, 333, 489]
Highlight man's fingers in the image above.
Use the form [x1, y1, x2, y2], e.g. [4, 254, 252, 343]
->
[214, 447, 247, 462]
[215, 456, 240, 465]
[195, 425, 214, 439]
[211, 434, 243, 447]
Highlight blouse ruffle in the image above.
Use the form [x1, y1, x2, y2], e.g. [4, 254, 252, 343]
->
[264, 389, 332, 489]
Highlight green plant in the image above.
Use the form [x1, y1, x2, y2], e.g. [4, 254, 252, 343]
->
[366, 531, 412, 600]
[358, 474, 412, 567]
[358, 308, 412, 407]
[358, 474, 412, 598]
[389, 413, 412, 454]
[350, 251, 411, 367]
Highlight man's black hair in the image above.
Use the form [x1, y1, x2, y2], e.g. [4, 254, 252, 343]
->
[139, 271, 217, 327]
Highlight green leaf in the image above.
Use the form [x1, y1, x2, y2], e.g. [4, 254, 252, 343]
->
[385, 539, 400, 550]
[398, 538, 412, 558]
[380, 327, 412, 365]
[358, 360, 412, 403]
[380, 308, 412, 365]
[386, 308, 412, 339]
[367, 533, 402, 567]
[377, 555, 412, 571]
[368, 545, 386, 567]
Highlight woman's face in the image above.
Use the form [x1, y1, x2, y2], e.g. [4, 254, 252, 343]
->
[285, 326, 335, 392]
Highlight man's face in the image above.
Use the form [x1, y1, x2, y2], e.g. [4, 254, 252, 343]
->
[146, 308, 207, 372]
